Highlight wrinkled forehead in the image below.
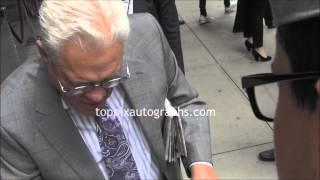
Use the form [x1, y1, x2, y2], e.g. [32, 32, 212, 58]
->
[54, 39, 125, 81]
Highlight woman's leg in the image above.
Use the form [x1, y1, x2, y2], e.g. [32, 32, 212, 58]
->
[264, 2, 274, 27]
[244, 0, 253, 41]
[250, 0, 268, 48]
[224, 0, 230, 7]
[245, 0, 271, 61]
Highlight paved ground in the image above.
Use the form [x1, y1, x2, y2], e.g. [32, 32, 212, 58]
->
[176, 0, 278, 179]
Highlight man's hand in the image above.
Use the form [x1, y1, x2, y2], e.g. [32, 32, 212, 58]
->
[191, 164, 218, 180]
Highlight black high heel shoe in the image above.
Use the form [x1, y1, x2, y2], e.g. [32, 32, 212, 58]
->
[244, 40, 253, 51]
[252, 49, 272, 62]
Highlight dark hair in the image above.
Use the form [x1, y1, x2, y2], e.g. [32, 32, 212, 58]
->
[277, 17, 320, 111]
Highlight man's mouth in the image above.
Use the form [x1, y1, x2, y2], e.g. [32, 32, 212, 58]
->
[84, 101, 105, 109]
[79, 103, 103, 116]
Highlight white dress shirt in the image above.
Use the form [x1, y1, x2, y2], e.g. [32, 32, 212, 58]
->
[122, 0, 133, 14]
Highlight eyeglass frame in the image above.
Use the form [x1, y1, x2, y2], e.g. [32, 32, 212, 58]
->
[241, 71, 320, 122]
[57, 63, 130, 96]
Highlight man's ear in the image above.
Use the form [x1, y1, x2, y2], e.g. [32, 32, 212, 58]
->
[36, 38, 49, 64]
[316, 79, 320, 96]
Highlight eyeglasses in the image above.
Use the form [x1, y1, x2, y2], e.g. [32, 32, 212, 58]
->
[241, 71, 320, 122]
[57, 64, 130, 96]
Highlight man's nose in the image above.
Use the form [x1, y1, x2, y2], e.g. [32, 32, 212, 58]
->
[84, 87, 109, 103]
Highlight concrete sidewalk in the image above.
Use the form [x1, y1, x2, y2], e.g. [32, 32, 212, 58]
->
[176, 0, 278, 179]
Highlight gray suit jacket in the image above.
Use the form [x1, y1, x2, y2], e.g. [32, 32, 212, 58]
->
[1, 14, 212, 180]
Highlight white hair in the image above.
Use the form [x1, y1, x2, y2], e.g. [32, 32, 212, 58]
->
[39, 0, 130, 62]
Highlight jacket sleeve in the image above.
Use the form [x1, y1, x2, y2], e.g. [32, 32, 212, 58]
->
[150, 14, 213, 176]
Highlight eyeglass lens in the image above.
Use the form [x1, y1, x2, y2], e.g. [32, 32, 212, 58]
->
[68, 78, 122, 96]
[254, 82, 279, 119]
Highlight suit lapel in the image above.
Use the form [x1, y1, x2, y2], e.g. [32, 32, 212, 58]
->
[34, 62, 104, 180]
[122, 56, 168, 178]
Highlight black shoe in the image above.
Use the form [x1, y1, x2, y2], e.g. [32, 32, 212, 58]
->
[244, 40, 253, 51]
[252, 49, 272, 62]
[179, 19, 185, 25]
[258, 149, 275, 161]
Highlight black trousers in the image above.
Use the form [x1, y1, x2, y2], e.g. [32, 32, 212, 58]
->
[224, 0, 230, 7]
[264, 2, 273, 26]
[199, 0, 230, 16]
[199, 0, 207, 16]
[243, 0, 268, 48]
[201, 0, 231, 15]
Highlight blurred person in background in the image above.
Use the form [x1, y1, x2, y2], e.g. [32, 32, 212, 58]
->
[122, 0, 185, 73]
[242, 0, 276, 163]
[199, 0, 214, 25]
[233, 0, 272, 62]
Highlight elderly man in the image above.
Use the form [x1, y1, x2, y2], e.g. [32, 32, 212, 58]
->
[242, 0, 320, 179]
[0, 0, 216, 179]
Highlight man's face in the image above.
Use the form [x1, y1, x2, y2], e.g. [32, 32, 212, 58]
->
[272, 41, 320, 179]
[48, 40, 124, 115]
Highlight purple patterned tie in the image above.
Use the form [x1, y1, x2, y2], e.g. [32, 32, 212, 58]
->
[96, 109, 141, 180]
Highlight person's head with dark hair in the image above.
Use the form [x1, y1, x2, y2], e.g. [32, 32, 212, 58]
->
[270, 0, 320, 179]
[276, 17, 320, 111]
